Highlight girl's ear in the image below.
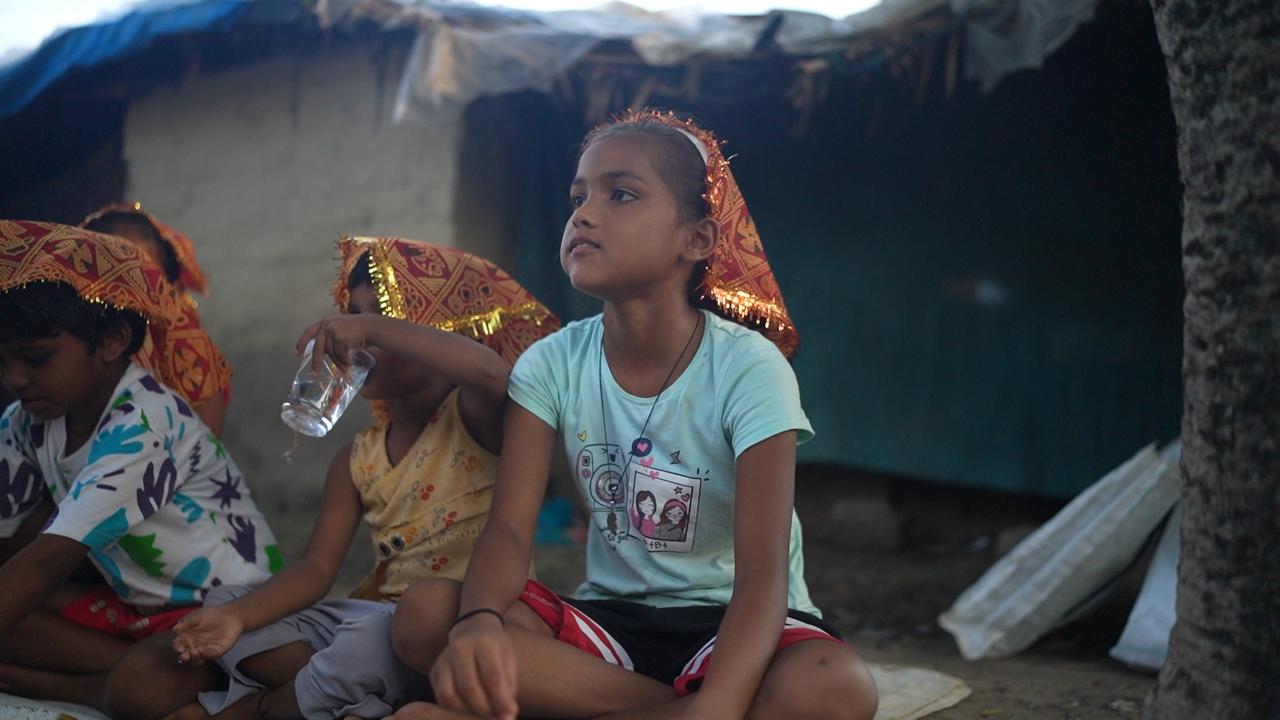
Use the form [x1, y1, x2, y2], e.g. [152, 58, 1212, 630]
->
[96, 321, 135, 364]
[684, 217, 719, 263]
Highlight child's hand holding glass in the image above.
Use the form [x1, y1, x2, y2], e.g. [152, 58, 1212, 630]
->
[281, 315, 380, 437]
[295, 313, 390, 373]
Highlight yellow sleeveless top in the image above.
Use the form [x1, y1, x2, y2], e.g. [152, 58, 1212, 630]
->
[347, 388, 495, 601]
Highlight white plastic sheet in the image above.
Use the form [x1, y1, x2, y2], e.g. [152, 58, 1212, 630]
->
[938, 442, 1181, 660]
[950, 0, 1101, 91]
[1110, 501, 1180, 671]
[391, 1, 936, 117]
[374, 0, 1104, 119]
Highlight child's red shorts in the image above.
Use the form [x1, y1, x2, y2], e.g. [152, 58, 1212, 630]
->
[60, 586, 196, 641]
[517, 578, 844, 696]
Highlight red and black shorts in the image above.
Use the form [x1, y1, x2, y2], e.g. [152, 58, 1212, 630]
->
[517, 579, 844, 696]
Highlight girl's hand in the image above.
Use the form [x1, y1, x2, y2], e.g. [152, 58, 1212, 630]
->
[429, 614, 519, 720]
[295, 314, 382, 373]
[171, 605, 245, 665]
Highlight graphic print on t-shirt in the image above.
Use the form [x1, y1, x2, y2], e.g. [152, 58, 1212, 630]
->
[578, 443, 629, 545]
[578, 442, 701, 553]
[627, 464, 700, 553]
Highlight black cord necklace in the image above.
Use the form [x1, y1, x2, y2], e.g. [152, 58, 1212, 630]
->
[598, 310, 704, 505]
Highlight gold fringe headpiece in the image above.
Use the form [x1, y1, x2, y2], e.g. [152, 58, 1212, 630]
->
[333, 236, 560, 366]
[0, 220, 232, 408]
[0, 220, 182, 325]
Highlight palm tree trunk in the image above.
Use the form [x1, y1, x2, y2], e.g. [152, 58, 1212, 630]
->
[1145, 0, 1280, 717]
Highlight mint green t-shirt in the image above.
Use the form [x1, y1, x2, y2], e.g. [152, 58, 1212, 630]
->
[509, 311, 819, 615]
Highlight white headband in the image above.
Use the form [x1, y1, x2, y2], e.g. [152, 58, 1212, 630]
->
[674, 127, 710, 165]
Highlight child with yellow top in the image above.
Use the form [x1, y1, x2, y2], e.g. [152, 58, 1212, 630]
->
[108, 237, 558, 719]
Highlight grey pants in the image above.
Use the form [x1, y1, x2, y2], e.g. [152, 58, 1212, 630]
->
[196, 585, 428, 719]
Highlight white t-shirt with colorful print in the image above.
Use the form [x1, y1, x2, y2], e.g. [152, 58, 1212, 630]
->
[508, 311, 820, 615]
[0, 363, 279, 609]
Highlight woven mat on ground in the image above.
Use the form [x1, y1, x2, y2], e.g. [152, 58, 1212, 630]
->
[870, 663, 972, 720]
[0, 693, 110, 720]
[2, 664, 968, 720]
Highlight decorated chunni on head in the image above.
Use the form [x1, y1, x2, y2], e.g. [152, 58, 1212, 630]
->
[593, 109, 800, 358]
[0, 219, 183, 325]
[81, 205, 231, 407]
[1, 219, 231, 408]
[334, 236, 560, 365]
[82, 202, 209, 294]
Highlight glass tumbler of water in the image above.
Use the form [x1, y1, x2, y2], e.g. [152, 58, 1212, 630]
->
[280, 340, 375, 437]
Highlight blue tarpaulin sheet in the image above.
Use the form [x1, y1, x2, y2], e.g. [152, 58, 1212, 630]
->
[0, 0, 304, 119]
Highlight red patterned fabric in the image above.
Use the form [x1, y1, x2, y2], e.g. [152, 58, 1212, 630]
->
[0, 220, 182, 325]
[334, 236, 559, 365]
[131, 295, 232, 408]
[334, 236, 560, 425]
[79, 205, 232, 408]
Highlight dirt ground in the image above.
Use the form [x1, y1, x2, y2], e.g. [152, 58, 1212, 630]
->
[806, 541, 1156, 720]
[530, 467, 1161, 720]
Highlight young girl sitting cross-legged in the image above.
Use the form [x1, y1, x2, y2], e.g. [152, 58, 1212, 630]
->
[149, 236, 558, 720]
[388, 111, 878, 720]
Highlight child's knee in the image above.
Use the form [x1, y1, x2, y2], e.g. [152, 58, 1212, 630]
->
[752, 642, 878, 720]
[390, 579, 460, 670]
[299, 610, 422, 719]
[104, 644, 158, 717]
[106, 635, 214, 720]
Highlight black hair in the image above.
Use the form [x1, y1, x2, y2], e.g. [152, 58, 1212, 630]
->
[83, 212, 182, 284]
[580, 115, 710, 223]
[0, 282, 148, 357]
[347, 251, 373, 291]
